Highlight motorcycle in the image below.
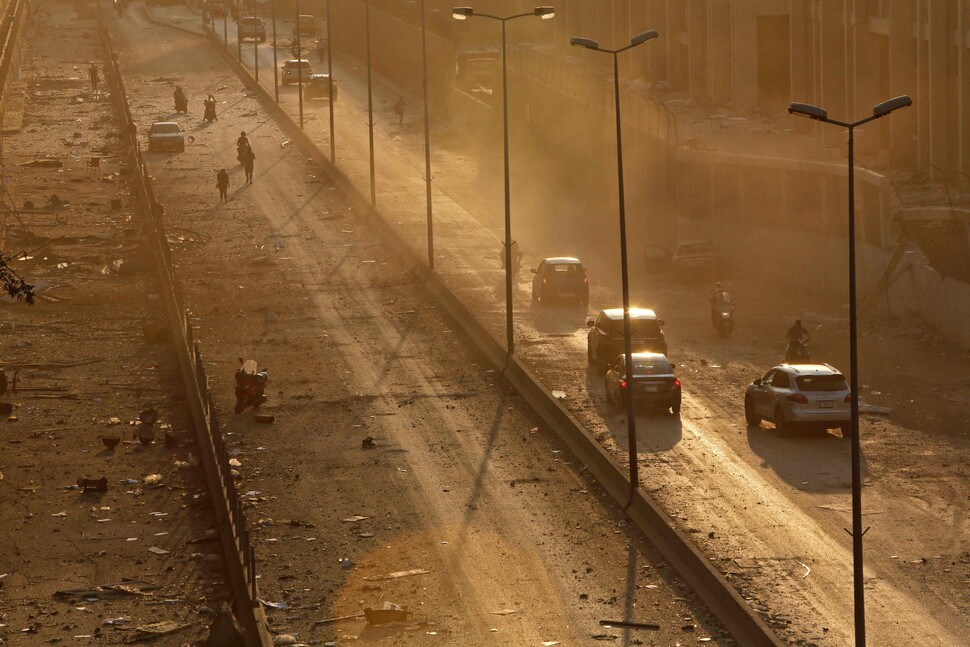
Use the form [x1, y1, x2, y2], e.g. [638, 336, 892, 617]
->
[174, 94, 188, 114]
[785, 336, 811, 363]
[203, 100, 217, 122]
[234, 358, 268, 414]
[711, 299, 735, 336]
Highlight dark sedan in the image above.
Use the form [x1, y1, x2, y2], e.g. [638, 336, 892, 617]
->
[604, 352, 681, 416]
[531, 257, 589, 305]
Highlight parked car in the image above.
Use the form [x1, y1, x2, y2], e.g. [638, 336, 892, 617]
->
[587, 308, 667, 372]
[239, 16, 266, 42]
[295, 14, 316, 37]
[304, 73, 337, 101]
[531, 257, 588, 305]
[605, 352, 681, 415]
[280, 59, 312, 85]
[147, 121, 184, 152]
[744, 363, 851, 437]
[670, 239, 721, 278]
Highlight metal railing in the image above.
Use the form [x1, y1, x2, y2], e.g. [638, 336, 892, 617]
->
[96, 8, 271, 647]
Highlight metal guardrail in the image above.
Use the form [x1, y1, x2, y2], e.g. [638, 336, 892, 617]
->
[95, 9, 271, 647]
[196, 17, 783, 646]
[0, 0, 27, 114]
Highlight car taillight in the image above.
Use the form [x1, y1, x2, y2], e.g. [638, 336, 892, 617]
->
[542, 278, 548, 284]
[674, 379, 681, 389]
[787, 393, 809, 404]
[844, 393, 852, 403]
[584, 277, 588, 284]
[620, 380, 627, 389]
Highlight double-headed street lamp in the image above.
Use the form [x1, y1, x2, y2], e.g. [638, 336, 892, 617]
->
[788, 94, 911, 647]
[570, 30, 659, 503]
[452, 5, 555, 356]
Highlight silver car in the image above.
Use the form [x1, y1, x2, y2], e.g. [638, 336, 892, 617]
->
[281, 59, 312, 85]
[744, 363, 851, 437]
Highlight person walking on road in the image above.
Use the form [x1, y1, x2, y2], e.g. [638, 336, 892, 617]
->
[88, 63, 100, 93]
[315, 38, 326, 62]
[242, 147, 255, 184]
[393, 96, 405, 126]
[216, 168, 230, 202]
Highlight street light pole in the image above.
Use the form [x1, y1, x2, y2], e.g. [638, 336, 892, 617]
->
[326, 0, 335, 164]
[236, 8, 242, 60]
[296, 0, 303, 130]
[365, 0, 376, 206]
[252, 1, 258, 83]
[420, 0, 434, 269]
[452, 6, 556, 356]
[571, 30, 659, 502]
[788, 94, 911, 647]
[272, 0, 278, 102]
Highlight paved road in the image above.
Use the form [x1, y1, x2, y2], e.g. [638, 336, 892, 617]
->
[136, 5, 969, 645]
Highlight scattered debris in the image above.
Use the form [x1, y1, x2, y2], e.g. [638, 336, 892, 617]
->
[361, 436, 376, 449]
[312, 612, 366, 626]
[341, 515, 369, 523]
[552, 390, 567, 400]
[363, 568, 430, 581]
[101, 435, 121, 449]
[18, 158, 63, 168]
[204, 603, 246, 647]
[363, 602, 408, 625]
[600, 619, 660, 630]
[259, 599, 288, 610]
[143, 474, 163, 486]
[859, 402, 892, 415]
[128, 620, 189, 642]
[490, 609, 518, 616]
[147, 546, 170, 556]
[254, 413, 275, 424]
[77, 476, 108, 493]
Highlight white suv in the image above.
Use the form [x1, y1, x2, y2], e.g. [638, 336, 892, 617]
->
[280, 59, 312, 85]
[744, 363, 851, 437]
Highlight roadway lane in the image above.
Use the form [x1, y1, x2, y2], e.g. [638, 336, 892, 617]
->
[143, 5, 968, 645]
[108, 5, 730, 645]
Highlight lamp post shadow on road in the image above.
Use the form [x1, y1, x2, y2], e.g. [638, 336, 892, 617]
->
[451, 5, 555, 356]
[295, 0, 303, 129]
[420, 0, 434, 269]
[365, 0, 376, 206]
[788, 94, 911, 647]
[326, 0, 335, 164]
[569, 29, 659, 506]
[271, 0, 278, 102]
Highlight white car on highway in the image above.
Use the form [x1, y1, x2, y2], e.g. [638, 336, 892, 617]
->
[280, 59, 312, 85]
[744, 363, 851, 437]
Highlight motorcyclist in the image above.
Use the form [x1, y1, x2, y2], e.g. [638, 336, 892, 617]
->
[236, 131, 250, 163]
[710, 282, 731, 325]
[786, 319, 810, 361]
[203, 94, 217, 121]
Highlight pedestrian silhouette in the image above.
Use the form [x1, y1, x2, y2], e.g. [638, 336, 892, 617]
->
[88, 63, 100, 93]
[393, 96, 405, 126]
[242, 147, 255, 184]
[216, 168, 229, 202]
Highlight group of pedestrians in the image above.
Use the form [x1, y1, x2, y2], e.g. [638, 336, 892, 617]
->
[215, 131, 256, 203]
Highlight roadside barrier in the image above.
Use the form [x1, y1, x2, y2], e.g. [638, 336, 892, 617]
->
[0, 0, 27, 115]
[96, 10, 272, 647]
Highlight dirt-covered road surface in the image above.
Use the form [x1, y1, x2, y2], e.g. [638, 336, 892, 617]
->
[117, 3, 967, 646]
[0, 2, 230, 645]
[107, 5, 731, 646]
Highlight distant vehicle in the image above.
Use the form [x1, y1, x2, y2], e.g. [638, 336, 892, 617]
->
[280, 59, 312, 85]
[455, 47, 498, 91]
[295, 15, 316, 37]
[147, 121, 184, 152]
[531, 257, 589, 305]
[669, 239, 721, 278]
[605, 352, 681, 416]
[203, 0, 227, 16]
[744, 363, 851, 437]
[587, 308, 667, 372]
[239, 17, 266, 42]
[304, 73, 337, 101]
